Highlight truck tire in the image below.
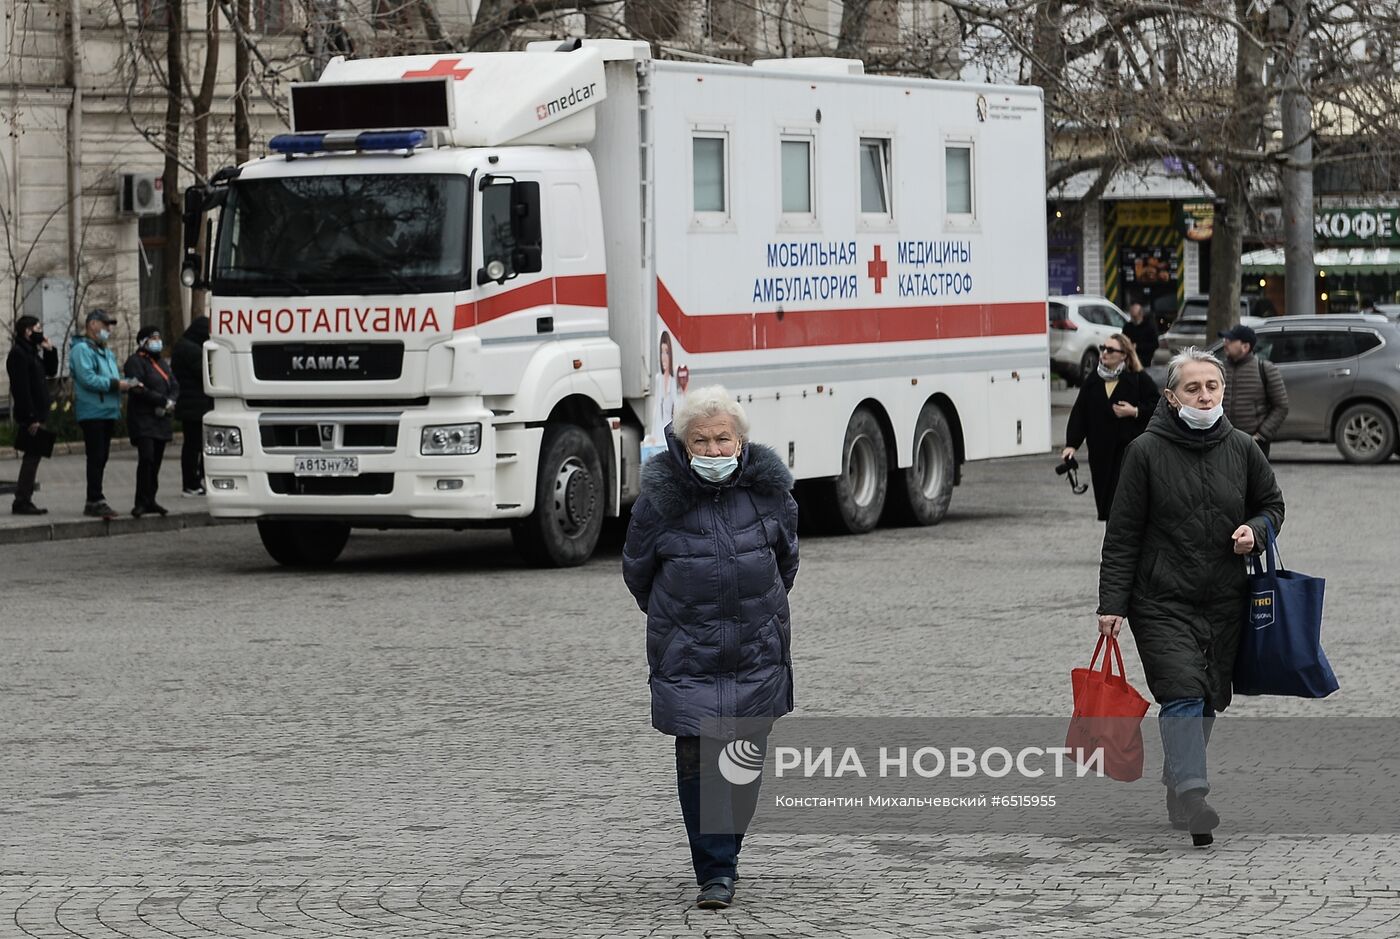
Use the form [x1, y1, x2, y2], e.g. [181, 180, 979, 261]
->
[826, 407, 888, 534]
[885, 403, 955, 526]
[257, 519, 351, 567]
[1335, 402, 1397, 464]
[512, 423, 605, 567]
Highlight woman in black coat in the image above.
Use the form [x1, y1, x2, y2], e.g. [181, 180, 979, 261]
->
[623, 385, 798, 911]
[123, 325, 180, 517]
[5, 315, 58, 514]
[1098, 348, 1284, 846]
[1061, 333, 1158, 521]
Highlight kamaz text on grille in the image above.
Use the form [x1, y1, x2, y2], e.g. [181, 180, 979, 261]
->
[216, 306, 442, 335]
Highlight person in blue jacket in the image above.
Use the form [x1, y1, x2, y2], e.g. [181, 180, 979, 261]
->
[623, 386, 799, 911]
[69, 309, 141, 519]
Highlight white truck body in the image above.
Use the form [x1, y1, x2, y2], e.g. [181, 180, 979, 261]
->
[195, 41, 1049, 565]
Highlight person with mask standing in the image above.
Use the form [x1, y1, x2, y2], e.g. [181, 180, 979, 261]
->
[1219, 325, 1288, 459]
[1097, 348, 1284, 847]
[70, 310, 142, 519]
[124, 325, 180, 517]
[623, 386, 799, 911]
[6, 315, 59, 514]
[171, 315, 212, 496]
[1061, 332, 1159, 521]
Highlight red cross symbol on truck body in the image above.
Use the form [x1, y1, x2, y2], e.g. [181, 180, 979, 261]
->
[867, 244, 889, 294]
[402, 59, 473, 81]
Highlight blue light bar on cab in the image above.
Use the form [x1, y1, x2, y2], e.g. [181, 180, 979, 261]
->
[268, 129, 429, 156]
[269, 133, 326, 154]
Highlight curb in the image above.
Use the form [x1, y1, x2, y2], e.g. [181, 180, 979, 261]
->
[0, 512, 246, 547]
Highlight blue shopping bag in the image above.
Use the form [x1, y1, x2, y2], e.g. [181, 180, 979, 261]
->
[1233, 520, 1339, 698]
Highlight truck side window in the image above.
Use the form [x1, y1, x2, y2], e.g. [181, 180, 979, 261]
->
[859, 137, 892, 216]
[692, 134, 728, 215]
[482, 180, 542, 278]
[945, 142, 974, 219]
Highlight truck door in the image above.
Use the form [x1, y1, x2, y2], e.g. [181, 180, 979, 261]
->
[475, 174, 549, 341]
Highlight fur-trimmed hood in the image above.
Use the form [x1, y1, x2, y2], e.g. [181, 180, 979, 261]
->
[641, 423, 794, 519]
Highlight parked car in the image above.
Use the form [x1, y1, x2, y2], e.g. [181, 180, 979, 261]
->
[1148, 314, 1400, 463]
[1160, 294, 1266, 357]
[1048, 295, 1129, 385]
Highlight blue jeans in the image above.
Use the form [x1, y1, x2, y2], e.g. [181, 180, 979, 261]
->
[675, 735, 767, 884]
[1159, 698, 1216, 796]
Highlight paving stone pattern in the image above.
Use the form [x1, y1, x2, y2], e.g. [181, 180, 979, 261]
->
[2, 432, 1398, 936]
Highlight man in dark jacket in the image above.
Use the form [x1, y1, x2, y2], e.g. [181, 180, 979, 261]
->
[1219, 325, 1288, 458]
[1098, 349, 1284, 847]
[623, 386, 798, 911]
[1122, 302, 1159, 368]
[6, 316, 58, 514]
[171, 315, 212, 495]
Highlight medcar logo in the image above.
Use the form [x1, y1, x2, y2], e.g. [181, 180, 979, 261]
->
[292, 354, 361, 371]
[535, 81, 598, 121]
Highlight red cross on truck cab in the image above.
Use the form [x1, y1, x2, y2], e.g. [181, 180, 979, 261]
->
[402, 58, 473, 81]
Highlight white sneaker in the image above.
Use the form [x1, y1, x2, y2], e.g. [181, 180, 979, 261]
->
[182, 487, 206, 497]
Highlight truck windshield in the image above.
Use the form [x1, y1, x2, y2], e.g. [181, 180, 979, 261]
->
[213, 174, 469, 295]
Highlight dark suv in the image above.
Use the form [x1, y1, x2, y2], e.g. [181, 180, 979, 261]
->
[1222, 315, 1399, 463]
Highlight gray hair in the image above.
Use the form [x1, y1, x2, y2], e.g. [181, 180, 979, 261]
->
[1165, 347, 1226, 391]
[673, 385, 750, 439]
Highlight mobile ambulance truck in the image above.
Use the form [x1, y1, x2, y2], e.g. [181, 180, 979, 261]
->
[181, 39, 1050, 567]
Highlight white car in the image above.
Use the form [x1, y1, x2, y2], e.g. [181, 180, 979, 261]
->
[1048, 295, 1130, 385]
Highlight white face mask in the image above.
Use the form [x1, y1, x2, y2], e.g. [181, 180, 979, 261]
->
[690, 452, 739, 483]
[1097, 361, 1124, 380]
[1169, 392, 1223, 430]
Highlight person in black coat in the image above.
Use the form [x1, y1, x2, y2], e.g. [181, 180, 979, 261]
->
[1061, 333, 1159, 521]
[123, 325, 180, 516]
[6, 315, 58, 514]
[1122, 302, 1159, 368]
[171, 315, 212, 495]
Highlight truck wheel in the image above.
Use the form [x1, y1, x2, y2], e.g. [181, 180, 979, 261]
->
[257, 519, 350, 567]
[885, 403, 955, 526]
[512, 423, 605, 567]
[1335, 403, 1396, 464]
[827, 407, 888, 534]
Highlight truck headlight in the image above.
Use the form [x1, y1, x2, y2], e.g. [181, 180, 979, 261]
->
[421, 423, 481, 455]
[204, 424, 243, 456]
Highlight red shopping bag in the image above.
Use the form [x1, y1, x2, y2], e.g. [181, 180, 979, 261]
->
[1066, 636, 1151, 782]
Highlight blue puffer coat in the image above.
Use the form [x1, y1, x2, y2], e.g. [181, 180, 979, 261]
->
[623, 427, 799, 739]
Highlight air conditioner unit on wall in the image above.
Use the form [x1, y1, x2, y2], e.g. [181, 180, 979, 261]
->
[119, 171, 164, 217]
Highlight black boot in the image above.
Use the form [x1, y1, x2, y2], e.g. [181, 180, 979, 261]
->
[11, 500, 47, 516]
[1179, 789, 1219, 846]
[1165, 788, 1188, 830]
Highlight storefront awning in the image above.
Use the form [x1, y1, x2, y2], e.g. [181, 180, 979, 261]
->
[1241, 246, 1400, 274]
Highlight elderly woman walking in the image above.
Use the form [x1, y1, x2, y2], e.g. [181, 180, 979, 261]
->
[1098, 349, 1284, 846]
[623, 386, 799, 910]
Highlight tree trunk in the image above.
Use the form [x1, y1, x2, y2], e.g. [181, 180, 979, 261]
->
[234, 0, 250, 164]
[1206, 0, 1267, 340]
[189, 0, 220, 320]
[161, 0, 184, 343]
[836, 0, 872, 59]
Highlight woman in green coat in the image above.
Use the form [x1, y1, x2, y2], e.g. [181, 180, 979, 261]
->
[1097, 348, 1284, 847]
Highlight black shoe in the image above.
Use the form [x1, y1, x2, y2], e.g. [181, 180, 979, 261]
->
[148, 501, 169, 516]
[132, 505, 147, 518]
[84, 501, 119, 520]
[1166, 788, 1189, 830]
[696, 876, 735, 910]
[11, 501, 47, 516]
[1179, 789, 1219, 846]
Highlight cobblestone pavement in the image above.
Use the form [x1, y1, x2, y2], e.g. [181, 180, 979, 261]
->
[2, 426, 1398, 936]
